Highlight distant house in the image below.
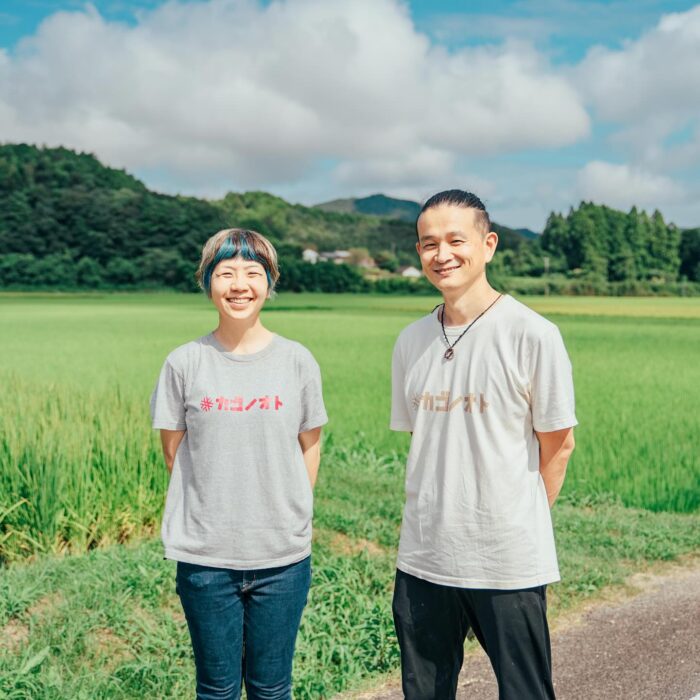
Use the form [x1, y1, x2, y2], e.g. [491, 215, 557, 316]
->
[317, 250, 377, 268]
[399, 266, 422, 278]
[319, 250, 351, 264]
[302, 248, 319, 264]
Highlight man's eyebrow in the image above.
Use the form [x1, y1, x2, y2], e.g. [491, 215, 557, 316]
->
[419, 230, 466, 241]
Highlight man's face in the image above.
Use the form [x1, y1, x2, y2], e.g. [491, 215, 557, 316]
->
[416, 204, 497, 294]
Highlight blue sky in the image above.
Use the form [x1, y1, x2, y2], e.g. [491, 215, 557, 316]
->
[1, 0, 699, 229]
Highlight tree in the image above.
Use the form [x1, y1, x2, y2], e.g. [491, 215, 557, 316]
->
[374, 250, 399, 272]
[679, 228, 700, 281]
[138, 249, 196, 291]
[105, 257, 138, 286]
[0, 254, 36, 286]
[540, 212, 567, 260]
[76, 257, 104, 288]
[347, 247, 372, 266]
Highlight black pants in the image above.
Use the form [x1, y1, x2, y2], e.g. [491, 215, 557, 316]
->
[392, 570, 555, 700]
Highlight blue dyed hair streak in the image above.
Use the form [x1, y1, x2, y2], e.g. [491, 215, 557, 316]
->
[197, 228, 279, 296]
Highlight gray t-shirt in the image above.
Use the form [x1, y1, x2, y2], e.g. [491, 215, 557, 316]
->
[150, 333, 328, 570]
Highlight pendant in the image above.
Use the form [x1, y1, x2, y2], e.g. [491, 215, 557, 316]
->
[444, 348, 455, 360]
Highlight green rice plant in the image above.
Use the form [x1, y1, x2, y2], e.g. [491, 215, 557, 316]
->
[0, 292, 699, 565]
[558, 314, 700, 513]
[0, 375, 167, 561]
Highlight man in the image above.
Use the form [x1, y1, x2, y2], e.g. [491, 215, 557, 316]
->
[390, 190, 577, 700]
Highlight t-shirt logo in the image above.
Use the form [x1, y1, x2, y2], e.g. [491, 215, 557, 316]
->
[412, 391, 489, 414]
[199, 395, 284, 413]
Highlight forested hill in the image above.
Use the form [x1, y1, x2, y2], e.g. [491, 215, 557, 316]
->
[0, 144, 413, 290]
[0, 144, 225, 290]
[0, 144, 698, 293]
[316, 193, 421, 221]
[0, 144, 529, 291]
[539, 206, 699, 286]
[315, 193, 538, 247]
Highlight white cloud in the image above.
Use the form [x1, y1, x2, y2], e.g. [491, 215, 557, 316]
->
[334, 155, 497, 213]
[581, 5, 700, 121]
[576, 161, 687, 211]
[426, 14, 554, 44]
[0, 0, 589, 194]
[334, 148, 455, 190]
[577, 5, 700, 137]
[423, 39, 589, 154]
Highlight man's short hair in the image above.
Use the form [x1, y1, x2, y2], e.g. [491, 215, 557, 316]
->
[196, 228, 280, 297]
[417, 190, 491, 237]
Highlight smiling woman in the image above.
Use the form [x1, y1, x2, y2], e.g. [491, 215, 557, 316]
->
[197, 228, 279, 331]
[150, 228, 328, 700]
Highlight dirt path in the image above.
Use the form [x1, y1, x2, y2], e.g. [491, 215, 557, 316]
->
[349, 560, 700, 700]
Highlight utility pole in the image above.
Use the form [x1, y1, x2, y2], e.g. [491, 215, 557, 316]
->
[543, 256, 550, 296]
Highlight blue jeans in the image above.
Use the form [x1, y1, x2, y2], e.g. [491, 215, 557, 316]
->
[176, 556, 311, 700]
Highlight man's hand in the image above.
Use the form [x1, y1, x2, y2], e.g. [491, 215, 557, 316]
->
[535, 428, 575, 507]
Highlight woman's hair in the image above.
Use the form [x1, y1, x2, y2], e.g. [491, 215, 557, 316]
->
[196, 228, 280, 296]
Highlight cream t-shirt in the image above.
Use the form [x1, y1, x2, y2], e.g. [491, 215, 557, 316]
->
[391, 295, 577, 590]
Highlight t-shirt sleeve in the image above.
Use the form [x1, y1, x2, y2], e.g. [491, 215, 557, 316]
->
[299, 354, 328, 433]
[150, 359, 187, 431]
[390, 337, 412, 432]
[530, 327, 578, 432]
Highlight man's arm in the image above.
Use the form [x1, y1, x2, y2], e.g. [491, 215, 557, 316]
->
[160, 429, 186, 474]
[535, 428, 575, 507]
[299, 427, 323, 489]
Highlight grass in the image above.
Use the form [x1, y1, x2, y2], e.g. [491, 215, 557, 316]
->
[1, 292, 698, 561]
[1, 291, 699, 697]
[1, 449, 699, 699]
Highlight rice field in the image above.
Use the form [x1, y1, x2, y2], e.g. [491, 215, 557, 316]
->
[0, 291, 699, 697]
[0, 292, 698, 561]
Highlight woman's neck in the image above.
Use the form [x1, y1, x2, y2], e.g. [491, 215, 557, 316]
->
[213, 318, 274, 354]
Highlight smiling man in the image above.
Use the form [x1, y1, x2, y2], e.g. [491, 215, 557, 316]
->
[390, 190, 577, 700]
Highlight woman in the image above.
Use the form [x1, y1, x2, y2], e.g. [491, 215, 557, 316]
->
[150, 228, 327, 700]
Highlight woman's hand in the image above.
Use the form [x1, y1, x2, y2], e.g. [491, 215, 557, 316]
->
[160, 429, 186, 474]
[298, 428, 322, 489]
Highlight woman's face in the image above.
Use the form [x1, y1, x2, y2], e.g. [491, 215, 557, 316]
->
[209, 257, 269, 322]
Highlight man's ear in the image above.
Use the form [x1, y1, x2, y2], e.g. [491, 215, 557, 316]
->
[484, 231, 499, 263]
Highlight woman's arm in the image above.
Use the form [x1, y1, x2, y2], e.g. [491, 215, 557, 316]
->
[298, 427, 323, 489]
[160, 429, 186, 474]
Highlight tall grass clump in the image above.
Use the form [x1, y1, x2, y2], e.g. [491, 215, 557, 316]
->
[557, 314, 700, 514]
[0, 375, 167, 562]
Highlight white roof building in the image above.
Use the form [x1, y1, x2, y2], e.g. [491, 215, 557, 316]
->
[319, 250, 351, 264]
[399, 266, 422, 278]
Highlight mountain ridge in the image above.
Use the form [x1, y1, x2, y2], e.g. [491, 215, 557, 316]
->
[316, 193, 539, 245]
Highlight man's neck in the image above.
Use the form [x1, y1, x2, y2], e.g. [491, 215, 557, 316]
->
[442, 279, 500, 326]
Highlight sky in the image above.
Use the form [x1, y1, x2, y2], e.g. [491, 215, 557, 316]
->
[1, 0, 699, 230]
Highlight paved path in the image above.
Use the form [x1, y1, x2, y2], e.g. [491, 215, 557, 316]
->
[355, 564, 700, 700]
